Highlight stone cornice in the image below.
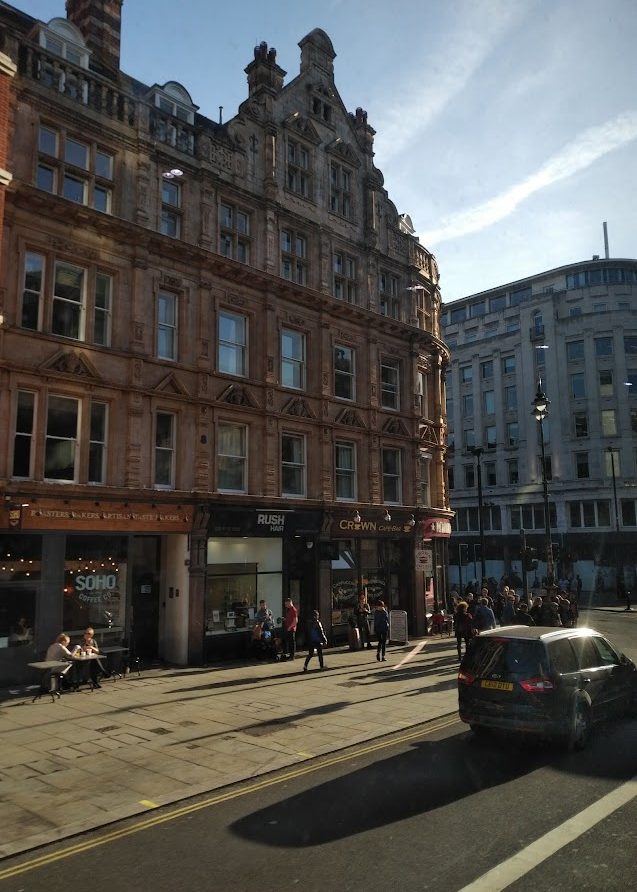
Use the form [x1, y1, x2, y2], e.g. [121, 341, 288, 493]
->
[0, 53, 17, 78]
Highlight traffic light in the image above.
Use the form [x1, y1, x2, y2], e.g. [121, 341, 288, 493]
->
[524, 547, 538, 572]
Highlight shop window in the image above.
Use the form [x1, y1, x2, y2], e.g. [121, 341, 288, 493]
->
[205, 538, 282, 636]
[218, 310, 247, 377]
[63, 536, 127, 638]
[0, 534, 40, 651]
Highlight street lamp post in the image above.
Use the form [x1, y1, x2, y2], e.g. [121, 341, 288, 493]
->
[469, 446, 486, 583]
[607, 446, 624, 602]
[531, 381, 554, 588]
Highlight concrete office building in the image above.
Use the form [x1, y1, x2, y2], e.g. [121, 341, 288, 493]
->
[0, 1, 451, 682]
[442, 255, 637, 598]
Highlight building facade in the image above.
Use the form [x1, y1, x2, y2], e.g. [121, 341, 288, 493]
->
[442, 257, 637, 597]
[0, 1, 450, 682]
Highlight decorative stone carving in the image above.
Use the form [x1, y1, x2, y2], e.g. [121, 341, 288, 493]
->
[156, 372, 189, 396]
[383, 417, 408, 436]
[40, 350, 101, 379]
[335, 408, 366, 428]
[283, 396, 315, 418]
[219, 384, 258, 407]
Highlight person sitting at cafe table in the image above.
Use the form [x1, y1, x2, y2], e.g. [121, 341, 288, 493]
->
[80, 627, 103, 688]
[45, 633, 75, 689]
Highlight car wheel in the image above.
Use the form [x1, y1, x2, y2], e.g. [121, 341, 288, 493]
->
[567, 702, 592, 752]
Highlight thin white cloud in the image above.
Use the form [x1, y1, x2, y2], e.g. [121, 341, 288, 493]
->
[420, 111, 637, 245]
[373, 0, 524, 161]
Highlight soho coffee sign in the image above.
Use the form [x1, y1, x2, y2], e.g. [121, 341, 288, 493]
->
[74, 573, 119, 604]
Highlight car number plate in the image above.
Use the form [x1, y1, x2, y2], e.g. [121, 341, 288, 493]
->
[480, 680, 514, 691]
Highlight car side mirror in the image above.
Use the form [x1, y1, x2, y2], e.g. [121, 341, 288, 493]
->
[620, 653, 635, 668]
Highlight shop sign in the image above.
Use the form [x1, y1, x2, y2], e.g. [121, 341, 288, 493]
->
[421, 517, 452, 538]
[16, 499, 193, 533]
[416, 548, 433, 574]
[256, 513, 286, 533]
[209, 509, 323, 538]
[336, 519, 415, 536]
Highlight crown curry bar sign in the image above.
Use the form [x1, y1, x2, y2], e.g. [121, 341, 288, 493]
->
[3, 499, 193, 533]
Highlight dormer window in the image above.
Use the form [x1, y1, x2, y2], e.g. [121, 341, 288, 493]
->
[36, 18, 90, 68]
[151, 82, 197, 125]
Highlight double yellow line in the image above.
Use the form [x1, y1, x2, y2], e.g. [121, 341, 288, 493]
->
[0, 716, 458, 881]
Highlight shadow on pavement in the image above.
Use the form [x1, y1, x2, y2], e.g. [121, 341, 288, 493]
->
[230, 717, 637, 849]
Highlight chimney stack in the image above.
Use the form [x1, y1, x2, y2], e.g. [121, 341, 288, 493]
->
[66, 0, 123, 76]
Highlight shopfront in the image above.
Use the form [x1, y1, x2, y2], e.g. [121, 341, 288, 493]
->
[325, 512, 419, 640]
[0, 498, 192, 684]
[202, 507, 323, 661]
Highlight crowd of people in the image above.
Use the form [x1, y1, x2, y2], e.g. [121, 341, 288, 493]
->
[447, 580, 580, 660]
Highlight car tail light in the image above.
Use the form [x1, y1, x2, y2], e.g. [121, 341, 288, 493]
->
[519, 676, 555, 693]
[458, 670, 475, 685]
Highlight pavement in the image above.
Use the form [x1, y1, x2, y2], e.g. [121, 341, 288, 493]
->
[0, 602, 632, 861]
[0, 634, 460, 860]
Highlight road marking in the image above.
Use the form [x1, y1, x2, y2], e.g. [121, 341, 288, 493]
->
[0, 717, 457, 881]
[459, 774, 637, 892]
[392, 640, 427, 669]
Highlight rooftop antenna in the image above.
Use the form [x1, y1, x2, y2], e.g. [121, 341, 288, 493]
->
[603, 221, 609, 259]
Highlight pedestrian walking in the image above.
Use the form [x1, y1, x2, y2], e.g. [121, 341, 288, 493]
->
[373, 600, 390, 661]
[473, 597, 496, 632]
[353, 592, 372, 649]
[282, 597, 298, 660]
[454, 601, 474, 660]
[303, 610, 328, 671]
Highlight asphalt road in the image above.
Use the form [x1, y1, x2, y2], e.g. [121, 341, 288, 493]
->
[1, 611, 635, 892]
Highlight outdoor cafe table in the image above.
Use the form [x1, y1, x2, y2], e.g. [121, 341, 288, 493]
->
[69, 653, 102, 691]
[99, 645, 130, 679]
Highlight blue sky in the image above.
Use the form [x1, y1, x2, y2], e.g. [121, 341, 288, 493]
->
[15, 0, 637, 302]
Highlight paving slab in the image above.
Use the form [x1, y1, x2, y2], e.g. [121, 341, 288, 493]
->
[0, 636, 459, 858]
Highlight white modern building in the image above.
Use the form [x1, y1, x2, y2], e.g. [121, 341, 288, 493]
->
[442, 256, 637, 598]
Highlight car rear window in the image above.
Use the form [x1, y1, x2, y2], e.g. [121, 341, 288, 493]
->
[465, 637, 547, 677]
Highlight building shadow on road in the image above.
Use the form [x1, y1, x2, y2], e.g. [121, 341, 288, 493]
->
[229, 718, 637, 848]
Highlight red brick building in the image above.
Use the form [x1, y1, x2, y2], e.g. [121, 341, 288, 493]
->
[0, 1, 450, 682]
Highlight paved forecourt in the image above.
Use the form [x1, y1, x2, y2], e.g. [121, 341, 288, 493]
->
[0, 635, 459, 858]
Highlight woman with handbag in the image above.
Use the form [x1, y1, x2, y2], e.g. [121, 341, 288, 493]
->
[303, 610, 328, 671]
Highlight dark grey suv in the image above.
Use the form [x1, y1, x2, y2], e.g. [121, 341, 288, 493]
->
[458, 626, 637, 749]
